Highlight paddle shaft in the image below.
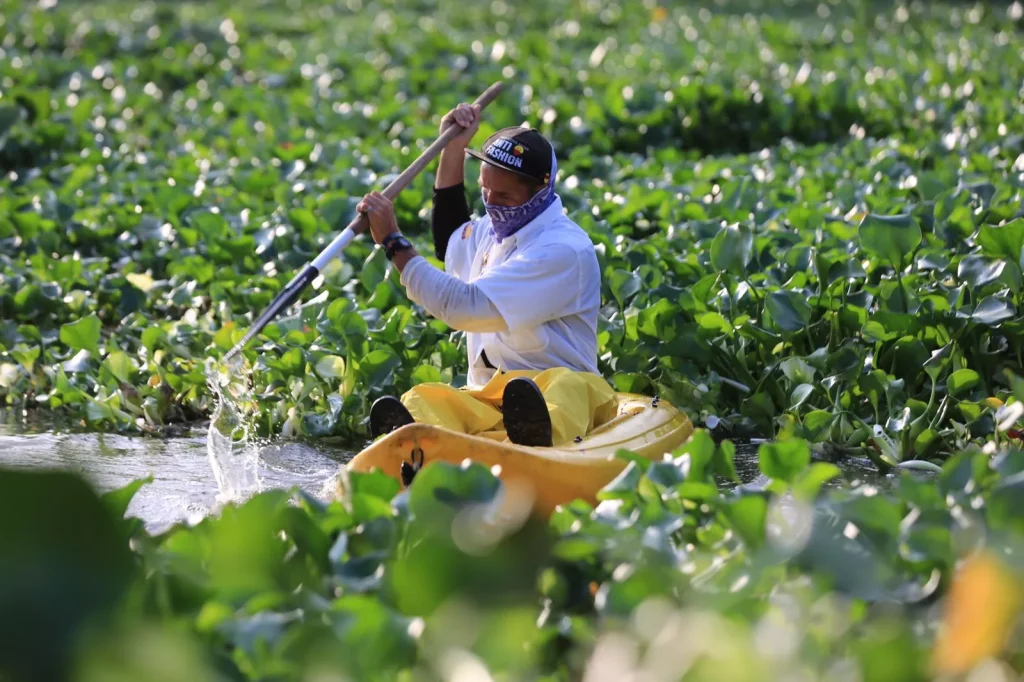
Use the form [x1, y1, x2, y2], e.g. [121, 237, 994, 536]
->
[223, 81, 505, 361]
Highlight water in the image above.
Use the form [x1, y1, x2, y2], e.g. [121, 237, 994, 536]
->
[728, 440, 889, 492]
[0, 410, 889, 528]
[0, 411, 351, 534]
[205, 355, 264, 503]
[2, 347, 894, 535]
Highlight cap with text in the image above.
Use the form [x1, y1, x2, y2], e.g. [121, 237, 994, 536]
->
[466, 126, 553, 185]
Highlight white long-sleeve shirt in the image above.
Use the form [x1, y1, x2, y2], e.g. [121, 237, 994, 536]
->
[400, 196, 601, 387]
[400, 256, 509, 333]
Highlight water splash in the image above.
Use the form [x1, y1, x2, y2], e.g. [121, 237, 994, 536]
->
[205, 354, 263, 502]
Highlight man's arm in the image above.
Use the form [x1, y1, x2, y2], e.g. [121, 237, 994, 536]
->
[399, 256, 508, 333]
[358, 100, 498, 325]
[435, 138, 468, 189]
[347, 247, 505, 332]
[431, 183, 471, 261]
[397, 243, 584, 335]
[430, 102, 478, 260]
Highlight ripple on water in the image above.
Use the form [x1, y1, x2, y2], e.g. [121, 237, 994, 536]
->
[0, 415, 350, 535]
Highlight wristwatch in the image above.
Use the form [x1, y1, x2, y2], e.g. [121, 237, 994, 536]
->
[381, 232, 413, 261]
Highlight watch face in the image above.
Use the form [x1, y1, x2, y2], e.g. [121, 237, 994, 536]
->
[386, 236, 412, 260]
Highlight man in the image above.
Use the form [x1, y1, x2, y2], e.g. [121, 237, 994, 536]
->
[356, 102, 616, 447]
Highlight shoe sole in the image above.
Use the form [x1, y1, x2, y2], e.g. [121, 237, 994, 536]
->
[370, 398, 414, 439]
[503, 381, 553, 447]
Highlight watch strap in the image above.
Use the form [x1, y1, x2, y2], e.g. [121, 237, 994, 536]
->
[382, 232, 412, 261]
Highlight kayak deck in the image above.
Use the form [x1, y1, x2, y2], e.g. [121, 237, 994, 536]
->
[345, 393, 694, 516]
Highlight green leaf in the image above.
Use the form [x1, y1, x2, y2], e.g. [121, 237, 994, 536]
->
[946, 369, 981, 397]
[100, 476, 153, 519]
[212, 324, 240, 352]
[646, 460, 685, 489]
[124, 272, 155, 293]
[348, 469, 402, 501]
[989, 476, 1024, 534]
[977, 217, 1024, 262]
[861, 320, 898, 343]
[0, 470, 136, 680]
[406, 460, 500, 521]
[780, 357, 816, 385]
[61, 165, 95, 194]
[923, 343, 952, 383]
[792, 463, 841, 502]
[758, 439, 811, 483]
[957, 254, 1005, 288]
[0, 105, 20, 137]
[103, 350, 134, 384]
[360, 249, 388, 293]
[636, 298, 679, 341]
[319, 194, 355, 229]
[599, 460, 643, 499]
[190, 211, 229, 240]
[60, 314, 102, 355]
[858, 213, 922, 267]
[553, 536, 602, 561]
[141, 327, 165, 356]
[803, 410, 835, 441]
[790, 383, 815, 409]
[608, 269, 642, 308]
[358, 349, 400, 386]
[410, 365, 442, 385]
[709, 223, 752, 275]
[10, 344, 40, 373]
[207, 491, 291, 596]
[720, 494, 767, 549]
[331, 311, 369, 341]
[900, 523, 952, 565]
[713, 440, 739, 483]
[971, 296, 1015, 325]
[697, 311, 732, 335]
[671, 429, 716, 482]
[14, 284, 42, 311]
[827, 346, 861, 376]
[315, 354, 346, 379]
[766, 291, 813, 332]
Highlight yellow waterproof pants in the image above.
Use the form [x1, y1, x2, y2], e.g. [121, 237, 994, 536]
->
[400, 368, 618, 446]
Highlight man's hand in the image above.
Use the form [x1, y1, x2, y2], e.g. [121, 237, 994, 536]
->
[357, 191, 399, 245]
[439, 102, 480, 150]
[435, 103, 480, 190]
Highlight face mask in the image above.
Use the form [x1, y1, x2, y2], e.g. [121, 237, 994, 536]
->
[484, 148, 558, 243]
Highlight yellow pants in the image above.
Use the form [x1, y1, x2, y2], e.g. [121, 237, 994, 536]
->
[400, 368, 618, 446]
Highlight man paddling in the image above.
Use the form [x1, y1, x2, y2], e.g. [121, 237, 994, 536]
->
[356, 103, 616, 447]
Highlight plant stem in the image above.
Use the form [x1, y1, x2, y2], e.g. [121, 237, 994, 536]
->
[744, 277, 762, 306]
[896, 268, 908, 313]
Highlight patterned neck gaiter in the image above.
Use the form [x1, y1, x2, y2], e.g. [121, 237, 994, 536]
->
[484, 148, 558, 243]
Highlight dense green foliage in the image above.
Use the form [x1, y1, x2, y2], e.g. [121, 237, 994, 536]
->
[3, 0, 1024, 680]
[1, 0, 1022, 466]
[2, 432, 1023, 681]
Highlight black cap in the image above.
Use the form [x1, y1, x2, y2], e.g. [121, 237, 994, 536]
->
[466, 126, 553, 185]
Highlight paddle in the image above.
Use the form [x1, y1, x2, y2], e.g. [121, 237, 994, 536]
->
[222, 81, 506, 362]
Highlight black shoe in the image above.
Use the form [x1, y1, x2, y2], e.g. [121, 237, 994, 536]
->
[369, 396, 414, 439]
[502, 378, 553, 447]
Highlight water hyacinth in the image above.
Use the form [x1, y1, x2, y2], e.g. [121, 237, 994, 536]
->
[0, 0, 1023, 679]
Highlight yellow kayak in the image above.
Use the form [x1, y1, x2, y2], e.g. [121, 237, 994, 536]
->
[346, 393, 694, 516]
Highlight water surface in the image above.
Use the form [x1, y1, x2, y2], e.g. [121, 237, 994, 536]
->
[0, 411, 350, 533]
[0, 412, 891, 532]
